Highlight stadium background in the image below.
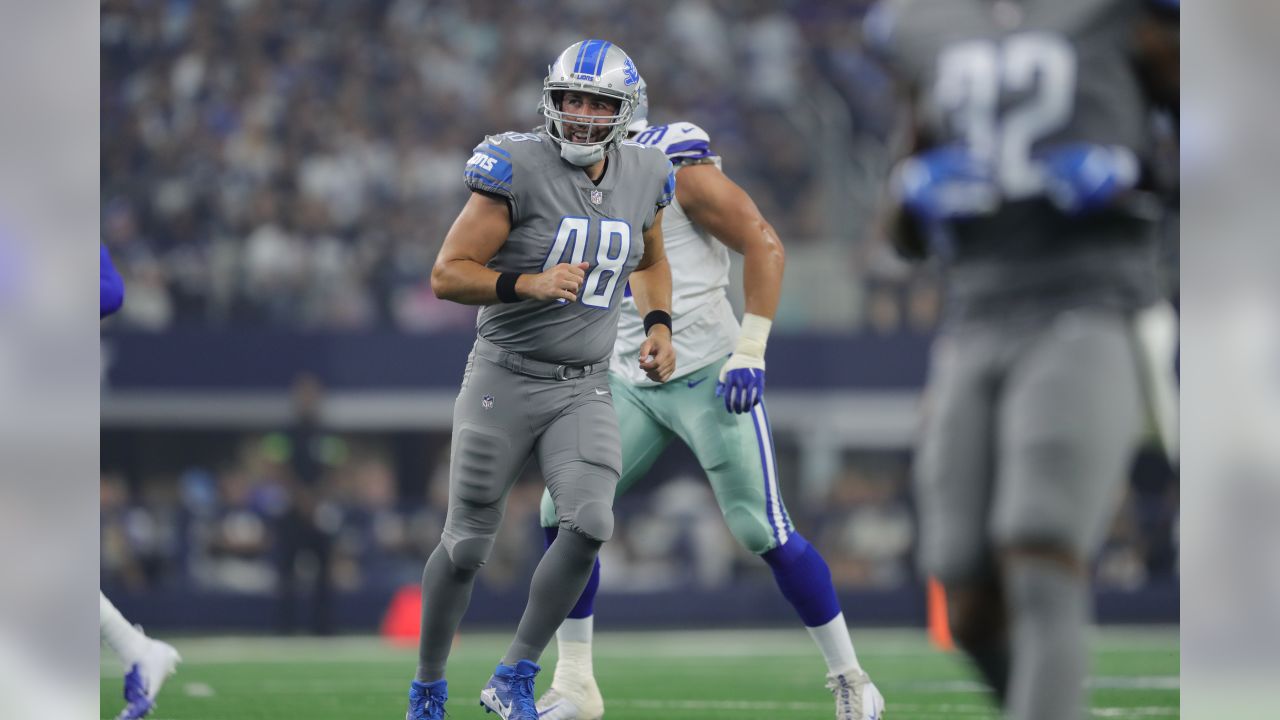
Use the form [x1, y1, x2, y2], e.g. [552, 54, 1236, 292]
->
[99, 0, 1177, 636]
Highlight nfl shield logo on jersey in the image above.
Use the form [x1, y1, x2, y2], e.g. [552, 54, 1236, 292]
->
[590, 189, 603, 205]
[482, 394, 494, 409]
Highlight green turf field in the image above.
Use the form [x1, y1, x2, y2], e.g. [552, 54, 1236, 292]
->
[100, 626, 1178, 719]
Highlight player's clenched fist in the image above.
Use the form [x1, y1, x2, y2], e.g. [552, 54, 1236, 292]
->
[638, 325, 676, 383]
[520, 261, 589, 302]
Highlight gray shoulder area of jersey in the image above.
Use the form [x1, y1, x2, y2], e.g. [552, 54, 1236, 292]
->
[480, 129, 669, 182]
[462, 129, 561, 209]
[479, 129, 562, 174]
[616, 138, 676, 199]
[619, 136, 673, 166]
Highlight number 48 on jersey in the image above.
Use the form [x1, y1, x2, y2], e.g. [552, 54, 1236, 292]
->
[543, 217, 632, 309]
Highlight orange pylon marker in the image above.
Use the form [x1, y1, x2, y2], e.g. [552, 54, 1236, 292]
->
[927, 577, 955, 651]
[381, 584, 423, 647]
[380, 584, 465, 651]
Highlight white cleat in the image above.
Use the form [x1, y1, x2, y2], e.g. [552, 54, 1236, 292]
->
[826, 668, 885, 720]
[535, 677, 604, 720]
[137, 636, 182, 701]
[116, 635, 182, 720]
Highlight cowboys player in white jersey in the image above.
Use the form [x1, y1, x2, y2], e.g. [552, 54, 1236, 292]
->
[534, 78, 885, 720]
[404, 41, 677, 720]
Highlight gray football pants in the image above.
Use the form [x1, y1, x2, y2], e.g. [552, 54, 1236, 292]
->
[915, 307, 1144, 581]
[417, 339, 621, 680]
[441, 339, 621, 564]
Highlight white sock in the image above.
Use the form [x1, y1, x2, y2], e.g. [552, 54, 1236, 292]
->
[806, 613, 862, 675]
[100, 593, 149, 667]
[557, 616, 593, 644]
[553, 617, 595, 683]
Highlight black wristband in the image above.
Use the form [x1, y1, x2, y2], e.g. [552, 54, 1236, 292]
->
[643, 309, 672, 336]
[496, 272, 521, 303]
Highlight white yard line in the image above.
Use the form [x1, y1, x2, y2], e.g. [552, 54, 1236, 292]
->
[110, 627, 1176, 664]
[611, 699, 1176, 718]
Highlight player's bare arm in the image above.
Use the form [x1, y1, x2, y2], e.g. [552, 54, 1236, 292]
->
[676, 163, 785, 320]
[628, 209, 675, 383]
[676, 162, 780, 413]
[431, 192, 588, 304]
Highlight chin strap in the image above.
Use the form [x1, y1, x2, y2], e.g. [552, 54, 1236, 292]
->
[559, 141, 607, 167]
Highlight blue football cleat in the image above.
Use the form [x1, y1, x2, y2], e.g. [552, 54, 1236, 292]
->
[479, 659, 540, 719]
[406, 678, 448, 720]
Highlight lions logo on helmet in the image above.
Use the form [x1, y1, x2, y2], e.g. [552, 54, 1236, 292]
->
[540, 40, 642, 167]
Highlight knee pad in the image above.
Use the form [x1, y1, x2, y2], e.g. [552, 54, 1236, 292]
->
[724, 505, 777, 555]
[563, 500, 613, 543]
[445, 535, 495, 572]
[441, 501, 503, 571]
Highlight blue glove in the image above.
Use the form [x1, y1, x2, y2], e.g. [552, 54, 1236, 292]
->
[1035, 142, 1140, 215]
[895, 145, 999, 221]
[716, 367, 765, 415]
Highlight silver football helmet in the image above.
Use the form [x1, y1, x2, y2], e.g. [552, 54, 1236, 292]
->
[540, 40, 642, 167]
[627, 76, 650, 134]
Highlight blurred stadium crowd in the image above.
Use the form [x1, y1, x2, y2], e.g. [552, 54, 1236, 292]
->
[101, 0, 897, 332]
[100, 426, 923, 604]
[101, 412, 1177, 619]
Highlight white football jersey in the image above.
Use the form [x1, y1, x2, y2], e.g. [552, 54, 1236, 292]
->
[613, 121, 738, 385]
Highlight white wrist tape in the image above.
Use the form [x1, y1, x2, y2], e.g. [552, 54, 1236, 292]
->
[734, 313, 772, 362]
[720, 313, 771, 382]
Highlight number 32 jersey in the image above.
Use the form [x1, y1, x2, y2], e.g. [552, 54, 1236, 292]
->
[463, 129, 676, 366]
[870, 0, 1163, 320]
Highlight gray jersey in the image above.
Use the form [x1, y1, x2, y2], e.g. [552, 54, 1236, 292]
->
[870, 0, 1162, 321]
[464, 129, 676, 365]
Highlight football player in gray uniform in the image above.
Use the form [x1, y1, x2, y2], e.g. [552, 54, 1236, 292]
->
[869, 0, 1179, 718]
[405, 40, 677, 720]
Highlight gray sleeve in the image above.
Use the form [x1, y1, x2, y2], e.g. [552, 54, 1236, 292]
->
[644, 152, 676, 230]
